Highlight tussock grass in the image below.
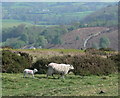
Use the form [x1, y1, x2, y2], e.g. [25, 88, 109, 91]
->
[11, 48, 84, 53]
[2, 73, 118, 96]
[6, 49, 85, 60]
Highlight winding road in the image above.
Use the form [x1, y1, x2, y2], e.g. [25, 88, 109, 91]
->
[83, 28, 110, 49]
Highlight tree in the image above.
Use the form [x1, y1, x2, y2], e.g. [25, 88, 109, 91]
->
[92, 42, 99, 49]
[52, 35, 62, 45]
[99, 36, 110, 48]
[76, 36, 80, 40]
[35, 36, 48, 47]
[20, 33, 28, 43]
[4, 38, 26, 49]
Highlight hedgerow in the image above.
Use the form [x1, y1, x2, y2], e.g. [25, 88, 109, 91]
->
[32, 55, 117, 76]
[2, 50, 33, 73]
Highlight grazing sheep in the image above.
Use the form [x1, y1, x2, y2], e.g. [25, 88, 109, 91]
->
[23, 69, 38, 78]
[46, 63, 74, 79]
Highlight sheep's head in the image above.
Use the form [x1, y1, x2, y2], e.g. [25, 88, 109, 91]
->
[68, 65, 74, 74]
[66, 64, 74, 70]
[70, 65, 74, 70]
[34, 69, 38, 72]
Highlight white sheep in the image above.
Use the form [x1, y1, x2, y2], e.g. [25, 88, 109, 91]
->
[46, 63, 74, 79]
[23, 69, 38, 78]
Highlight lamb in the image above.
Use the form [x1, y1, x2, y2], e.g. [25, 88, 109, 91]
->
[46, 63, 74, 79]
[23, 69, 38, 78]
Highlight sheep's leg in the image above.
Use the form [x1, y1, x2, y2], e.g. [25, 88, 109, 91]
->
[32, 74, 34, 78]
[23, 73, 26, 78]
[62, 75, 65, 79]
[23, 72, 24, 78]
[58, 73, 63, 79]
[46, 74, 48, 78]
[58, 74, 61, 79]
[46, 68, 53, 79]
[46, 75, 48, 78]
[52, 74, 55, 79]
[23, 71, 26, 78]
[61, 73, 65, 79]
[28, 74, 30, 78]
[23, 71, 27, 78]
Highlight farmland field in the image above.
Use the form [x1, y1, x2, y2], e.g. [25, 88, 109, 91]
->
[2, 19, 58, 28]
[2, 73, 118, 96]
[2, 19, 33, 28]
[2, 11, 92, 28]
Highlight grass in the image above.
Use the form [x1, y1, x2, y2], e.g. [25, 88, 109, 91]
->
[6, 49, 85, 60]
[2, 19, 33, 28]
[2, 19, 59, 28]
[11, 48, 84, 53]
[2, 73, 118, 96]
[63, 11, 94, 18]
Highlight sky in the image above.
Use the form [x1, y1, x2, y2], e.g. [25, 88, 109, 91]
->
[1, 0, 120, 2]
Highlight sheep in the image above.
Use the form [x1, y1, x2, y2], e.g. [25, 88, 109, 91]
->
[46, 63, 74, 79]
[23, 69, 38, 78]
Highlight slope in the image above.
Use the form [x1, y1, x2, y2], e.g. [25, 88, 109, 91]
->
[46, 27, 118, 50]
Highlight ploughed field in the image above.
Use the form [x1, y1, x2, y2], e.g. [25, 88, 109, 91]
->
[2, 73, 118, 96]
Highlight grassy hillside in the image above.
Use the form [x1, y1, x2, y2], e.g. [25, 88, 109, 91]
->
[47, 27, 118, 50]
[2, 73, 118, 96]
[10, 49, 85, 61]
[2, 2, 112, 27]
[87, 28, 118, 50]
[2, 11, 93, 28]
[2, 49, 119, 96]
[82, 4, 118, 26]
[2, 2, 118, 50]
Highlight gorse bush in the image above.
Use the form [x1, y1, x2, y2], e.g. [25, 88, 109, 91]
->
[32, 58, 49, 74]
[72, 55, 117, 75]
[32, 55, 117, 76]
[85, 48, 107, 55]
[109, 53, 120, 72]
[2, 50, 117, 75]
[2, 50, 33, 73]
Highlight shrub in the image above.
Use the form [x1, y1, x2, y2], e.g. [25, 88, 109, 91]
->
[109, 53, 120, 72]
[85, 48, 107, 55]
[72, 55, 117, 75]
[32, 55, 117, 75]
[99, 48, 114, 51]
[2, 50, 33, 73]
[99, 36, 110, 49]
[32, 58, 49, 74]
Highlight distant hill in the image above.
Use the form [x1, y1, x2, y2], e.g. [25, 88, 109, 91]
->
[46, 27, 118, 50]
[2, 2, 113, 26]
[2, 2, 118, 50]
[82, 4, 118, 26]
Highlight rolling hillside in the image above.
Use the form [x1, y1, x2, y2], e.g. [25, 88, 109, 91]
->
[46, 27, 118, 50]
[2, 2, 112, 27]
[82, 4, 118, 26]
[2, 2, 118, 50]
[45, 3, 118, 50]
[87, 27, 118, 50]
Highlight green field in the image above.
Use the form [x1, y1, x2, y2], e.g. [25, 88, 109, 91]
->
[2, 73, 118, 96]
[2, 19, 33, 28]
[1, 10, 93, 29]
[63, 11, 94, 17]
[2, 19, 59, 28]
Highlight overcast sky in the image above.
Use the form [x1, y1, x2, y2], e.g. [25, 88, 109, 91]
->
[1, 0, 119, 2]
